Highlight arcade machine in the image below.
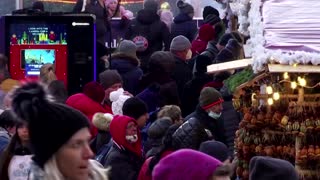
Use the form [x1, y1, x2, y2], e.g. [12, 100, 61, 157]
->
[2, 14, 96, 95]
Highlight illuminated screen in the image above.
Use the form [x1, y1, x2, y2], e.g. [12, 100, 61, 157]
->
[21, 49, 55, 75]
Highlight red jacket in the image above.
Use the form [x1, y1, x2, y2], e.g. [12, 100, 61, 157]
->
[66, 93, 111, 136]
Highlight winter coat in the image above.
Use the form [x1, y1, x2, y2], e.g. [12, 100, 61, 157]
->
[201, 41, 220, 62]
[110, 53, 143, 95]
[171, 55, 193, 100]
[73, 0, 108, 46]
[0, 128, 10, 155]
[171, 13, 197, 42]
[173, 106, 227, 150]
[66, 93, 110, 136]
[125, 9, 170, 72]
[181, 73, 213, 117]
[104, 144, 144, 180]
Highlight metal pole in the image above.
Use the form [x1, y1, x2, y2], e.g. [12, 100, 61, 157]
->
[15, 0, 23, 10]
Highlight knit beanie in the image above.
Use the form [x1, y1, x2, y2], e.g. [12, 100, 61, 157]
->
[11, 82, 89, 168]
[148, 117, 172, 139]
[109, 88, 131, 115]
[122, 97, 148, 120]
[83, 81, 105, 103]
[144, 0, 158, 13]
[118, 40, 138, 59]
[199, 140, 229, 162]
[204, 14, 221, 26]
[170, 35, 191, 51]
[203, 6, 220, 20]
[176, 0, 194, 15]
[249, 156, 299, 180]
[152, 149, 222, 180]
[99, 70, 123, 90]
[199, 87, 224, 110]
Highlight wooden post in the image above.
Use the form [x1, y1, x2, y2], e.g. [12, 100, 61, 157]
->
[298, 87, 304, 104]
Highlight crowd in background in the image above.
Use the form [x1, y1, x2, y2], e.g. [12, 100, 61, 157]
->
[0, 0, 300, 180]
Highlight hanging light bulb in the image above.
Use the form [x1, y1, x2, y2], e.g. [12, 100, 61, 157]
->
[267, 98, 274, 105]
[298, 77, 307, 87]
[273, 92, 280, 100]
[291, 81, 297, 89]
[283, 72, 289, 79]
[266, 86, 273, 94]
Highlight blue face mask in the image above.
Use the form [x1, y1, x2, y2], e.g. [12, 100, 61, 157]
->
[208, 111, 222, 119]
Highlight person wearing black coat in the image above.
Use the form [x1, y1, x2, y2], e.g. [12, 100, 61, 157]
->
[125, 0, 170, 72]
[170, 36, 193, 100]
[170, 0, 197, 42]
[181, 55, 213, 117]
[104, 115, 144, 180]
[173, 87, 227, 150]
[110, 40, 143, 95]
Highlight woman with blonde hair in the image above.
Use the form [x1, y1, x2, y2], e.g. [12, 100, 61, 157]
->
[11, 82, 109, 179]
[40, 63, 57, 84]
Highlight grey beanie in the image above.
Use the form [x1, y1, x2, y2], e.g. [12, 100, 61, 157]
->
[170, 35, 191, 51]
[99, 70, 123, 90]
[199, 140, 229, 162]
[118, 40, 137, 58]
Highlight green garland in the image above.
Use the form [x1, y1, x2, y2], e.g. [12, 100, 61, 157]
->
[224, 68, 255, 93]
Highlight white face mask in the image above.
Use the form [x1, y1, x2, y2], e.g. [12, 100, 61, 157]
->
[208, 111, 222, 119]
[125, 134, 138, 143]
[186, 49, 192, 60]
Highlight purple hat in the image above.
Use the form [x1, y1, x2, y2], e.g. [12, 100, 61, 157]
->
[152, 149, 222, 180]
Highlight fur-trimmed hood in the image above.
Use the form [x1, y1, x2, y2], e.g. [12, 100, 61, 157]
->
[110, 52, 140, 67]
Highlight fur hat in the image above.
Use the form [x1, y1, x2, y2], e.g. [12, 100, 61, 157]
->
[105, 0, 117, 7]
[203, 6, 219, 19]
[109, 88, 131, 115]
[176, 0, 194, 15]
[199, 87, 223, 110]
[170, 35, 191, 51]
[99, 70, 123, 90]
[92, 112, 113, 131]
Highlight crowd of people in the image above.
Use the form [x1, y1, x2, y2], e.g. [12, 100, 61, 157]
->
[0, 0, 301, 180]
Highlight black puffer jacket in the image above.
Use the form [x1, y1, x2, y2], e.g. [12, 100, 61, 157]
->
[125, 9, 170, 72]
[173, 106, 227, 150]
[104, 144, 144, 180]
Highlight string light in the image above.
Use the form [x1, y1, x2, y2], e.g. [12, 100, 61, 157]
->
[283, 72, 289, 79]
[266, 86, 273, 94]
[273, 92, 280, 100]
[267, 98, 274, 105]
[298, 77, 307, 87]
[291, 81, 297, 89]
